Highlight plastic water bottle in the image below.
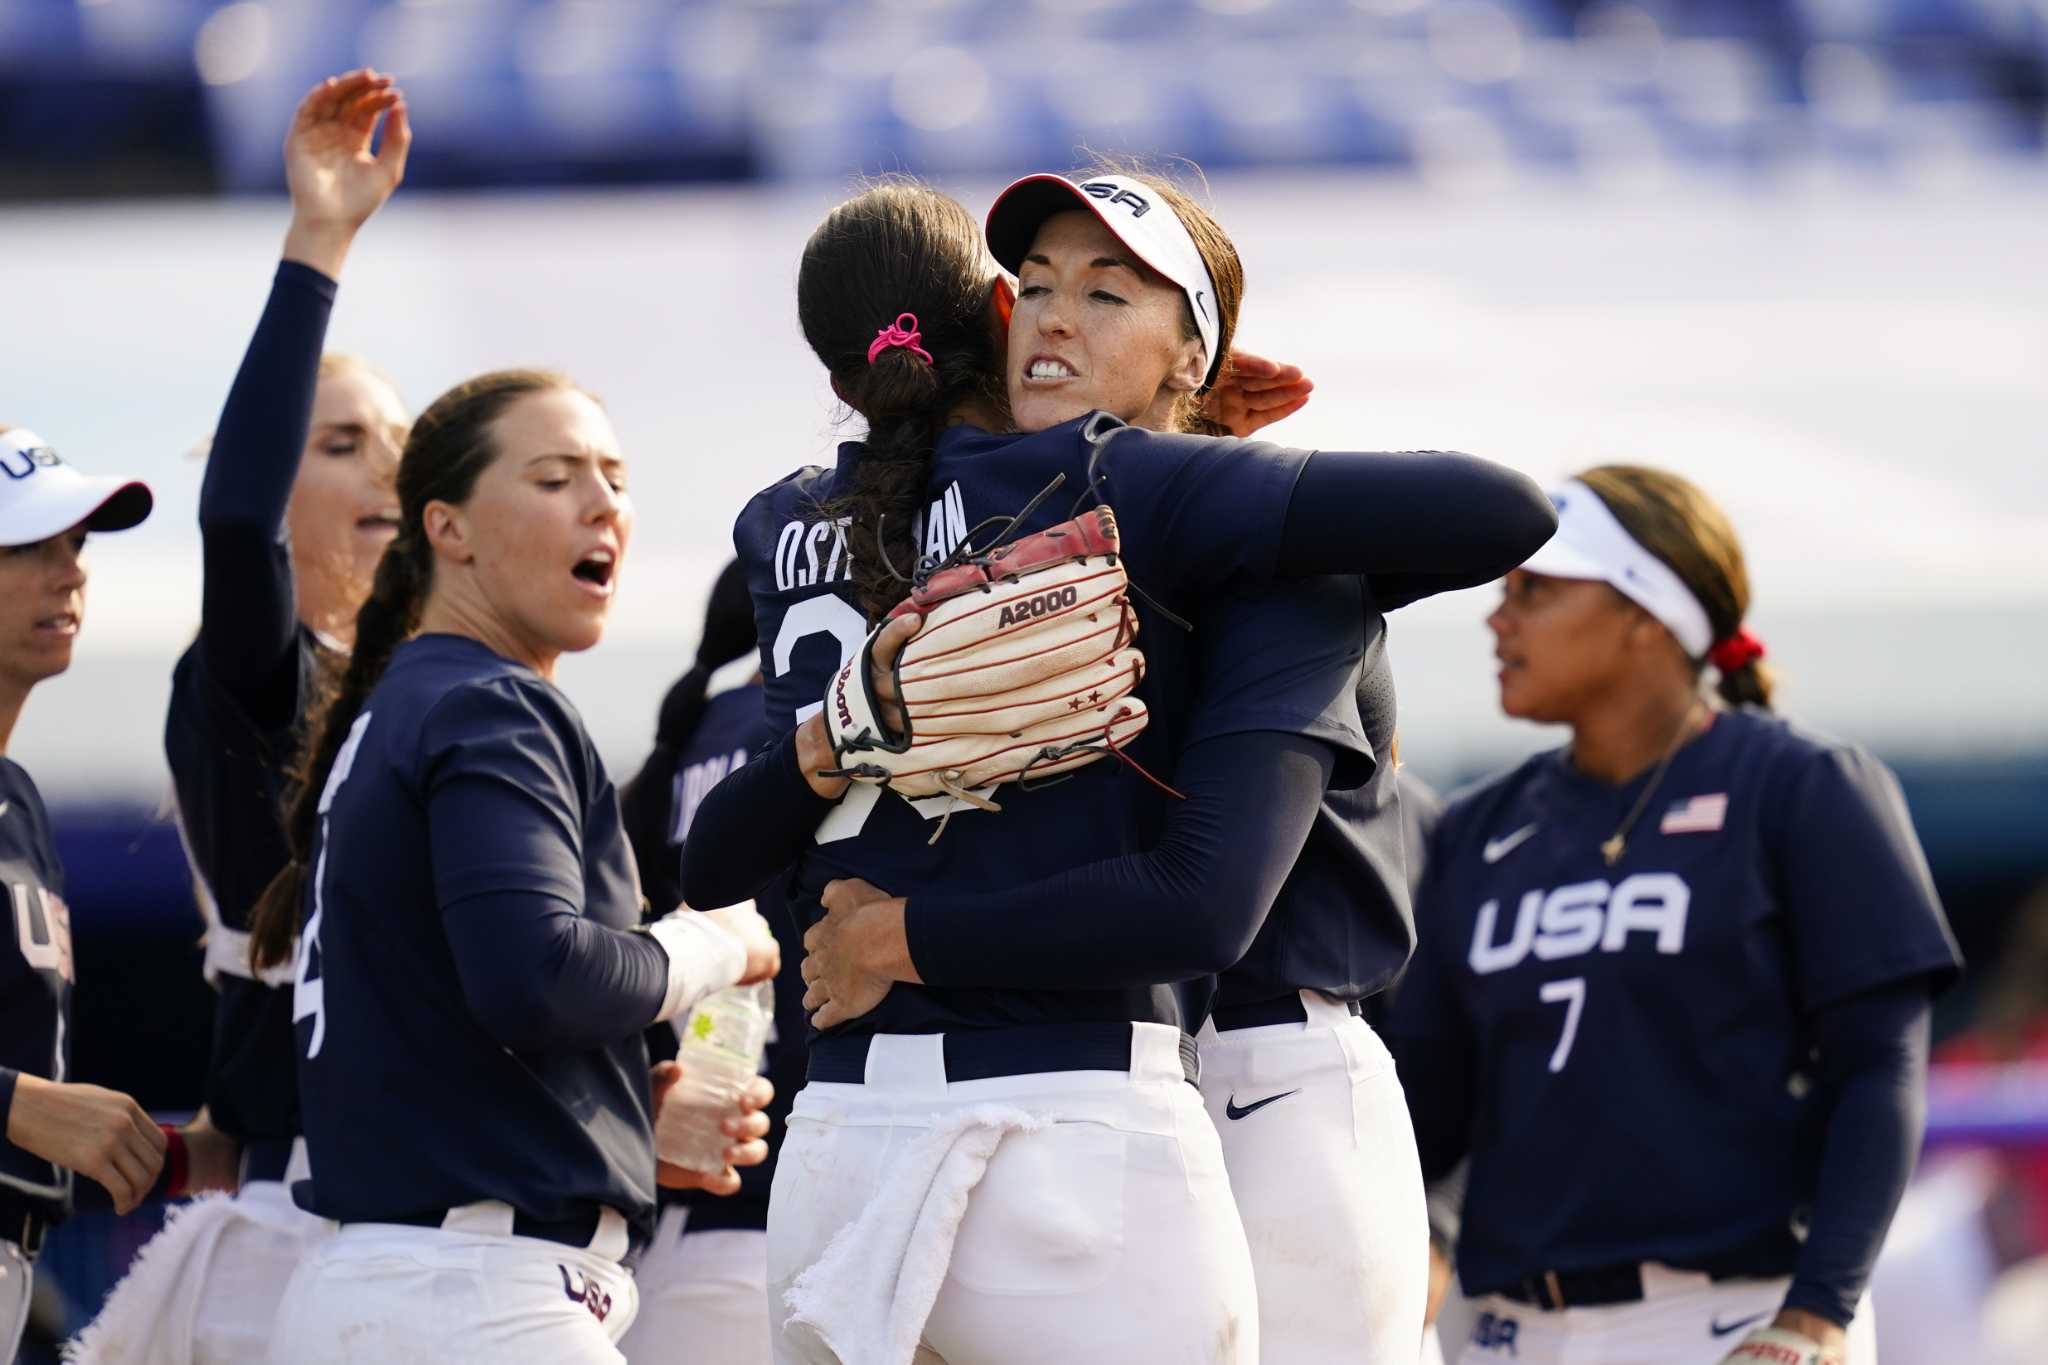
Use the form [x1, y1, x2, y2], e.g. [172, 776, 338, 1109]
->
[657, 979, 773, 1173]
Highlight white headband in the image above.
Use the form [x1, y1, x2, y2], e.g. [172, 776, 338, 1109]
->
[985, 173, 1224, 386]
[1522, 480, 1714, 657]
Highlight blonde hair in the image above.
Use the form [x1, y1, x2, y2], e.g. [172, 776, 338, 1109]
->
[318, 352, 402, 399]
[1576, 465, 1775, 709]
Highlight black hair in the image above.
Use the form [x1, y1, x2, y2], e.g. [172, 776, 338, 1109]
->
[799, 181, 1007, 620]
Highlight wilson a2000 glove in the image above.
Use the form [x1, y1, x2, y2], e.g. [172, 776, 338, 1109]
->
[820, 505, 1148, 811]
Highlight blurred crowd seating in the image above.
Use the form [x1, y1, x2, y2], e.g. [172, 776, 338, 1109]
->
[0, 0, 2043, 195]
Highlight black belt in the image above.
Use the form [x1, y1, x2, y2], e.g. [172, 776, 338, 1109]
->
[1210, 994, 1363, 1032]
[351, 1205, 647, 1261]
[809, 1021, 1200, 1088]
[241, 1137, 296, 1186]
[1498, 1258, 1779, 1311]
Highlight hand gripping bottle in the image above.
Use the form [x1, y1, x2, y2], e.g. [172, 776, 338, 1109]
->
[656, 979, 774, 1173]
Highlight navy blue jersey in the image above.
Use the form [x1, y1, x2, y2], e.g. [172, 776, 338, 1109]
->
[165, 629, 321, 1142]
[1192, 579, 1419, 1013]
[291, 635, 661, 1235]
[0, 761, 73, 1221]
[734, 416, 1316, 1042]
[642, 681, 806, 1231]
[1384, 709, 1961, 1295]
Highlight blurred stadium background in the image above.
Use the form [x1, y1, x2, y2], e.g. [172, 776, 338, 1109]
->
[3, 0, 2045, 1358]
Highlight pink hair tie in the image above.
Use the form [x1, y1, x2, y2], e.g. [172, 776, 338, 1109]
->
[867, 313, 934, 366]
[1708, 627, 1766, 674]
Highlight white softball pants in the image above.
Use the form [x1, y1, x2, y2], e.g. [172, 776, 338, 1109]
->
[267, 1201, 641, 1364]
[1456, 1267, 1876, 1364]
[192, 1142, 330, 1363]
[1, 1237, 30, 1363]
[1200, 993, 1432, 1364]
[765, 1023, 1260, 1365]
[620, 1216, 771, 1365]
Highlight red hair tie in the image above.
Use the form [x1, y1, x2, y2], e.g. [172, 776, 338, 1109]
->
[867, 313, 934, 366]
[1709, 627, 1765, 674]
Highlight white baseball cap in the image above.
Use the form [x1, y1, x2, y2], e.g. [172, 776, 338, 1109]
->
[0, 429, 153, 547]
[1522, 479, 1713, 657]
[985, 172, 1224, 386]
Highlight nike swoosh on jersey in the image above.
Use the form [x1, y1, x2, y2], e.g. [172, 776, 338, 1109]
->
[1483, 823, 1539, 863]
[1224, 1089, 1300, 1121]
[1708, 1311, 1771, 1338]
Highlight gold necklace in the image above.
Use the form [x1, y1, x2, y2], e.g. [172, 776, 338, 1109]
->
[1596, 700, 1706, 867]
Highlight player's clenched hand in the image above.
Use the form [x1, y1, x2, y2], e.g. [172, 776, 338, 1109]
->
[1200, 350, 1313, 438]
[803, 879, 916, 1029]
[702, 902, 781, 985]
[282, 69, 411, 276]
[176, 1106, 242, 1197]
[652, 1065, 773, 1195]
[4, 1075, 167, 1215]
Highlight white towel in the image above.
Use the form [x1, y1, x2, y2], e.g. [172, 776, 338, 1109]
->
[783, 1104, 1049, 1365]
[63, 1194, 250, 1365]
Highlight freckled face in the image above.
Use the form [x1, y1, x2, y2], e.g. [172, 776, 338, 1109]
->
[1007, 210, 1203, 435]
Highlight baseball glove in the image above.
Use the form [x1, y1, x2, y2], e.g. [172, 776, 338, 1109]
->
[820, 505, 1149, 818]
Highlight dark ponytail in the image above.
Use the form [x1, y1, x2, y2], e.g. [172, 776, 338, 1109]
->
[797, 182, 1007, 620]
[618, 560, 757, 896]
[1576, 464, 1777, 712]
[247, 368, 578, 970]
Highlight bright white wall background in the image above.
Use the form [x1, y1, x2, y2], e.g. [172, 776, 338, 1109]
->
[3, 168, 2045, 800]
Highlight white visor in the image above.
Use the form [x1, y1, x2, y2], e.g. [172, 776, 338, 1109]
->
[1522, 479, 1713, 658]
[0, 429, 153, 548]
[985, 172, 1223, 387]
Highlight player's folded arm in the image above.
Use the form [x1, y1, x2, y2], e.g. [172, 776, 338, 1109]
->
[442, 887, 669, 1053]
[422, 679, 669, 1052]
[903, 731, 1333, 991]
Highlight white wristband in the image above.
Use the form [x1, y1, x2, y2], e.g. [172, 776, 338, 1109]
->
[646, 910, 749, 1024]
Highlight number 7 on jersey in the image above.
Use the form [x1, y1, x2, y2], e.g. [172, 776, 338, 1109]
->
[1539, 977, 1586, 1073]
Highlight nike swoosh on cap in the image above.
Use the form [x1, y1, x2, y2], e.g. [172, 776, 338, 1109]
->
[1709, 1311, 1771, 1338]
[1483, 823, 1539, 863]
[1224, 1089, 1299, 1121]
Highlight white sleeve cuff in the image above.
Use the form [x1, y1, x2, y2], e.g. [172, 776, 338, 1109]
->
[646, 909, 750, 1024]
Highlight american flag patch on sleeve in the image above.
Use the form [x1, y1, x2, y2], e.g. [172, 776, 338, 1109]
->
[1660, 793, 1728, 834]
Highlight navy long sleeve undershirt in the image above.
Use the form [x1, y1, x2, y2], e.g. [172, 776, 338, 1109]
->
[428, 757, 671, 1055]
[678, 727, 837, 911]
[1276, 449, 1557, 607]
[197, 260, 336, 730]
[1784, 980, 1933, 1326]
[682, 448, 1554, 912]
[905, 732, 1334, 989]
